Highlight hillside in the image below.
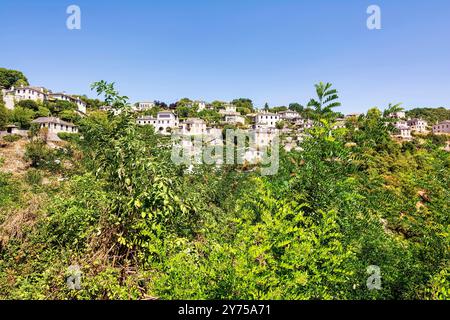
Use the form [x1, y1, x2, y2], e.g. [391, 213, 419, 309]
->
[406, 107, 450, 124]
[1, 82, 449, 300]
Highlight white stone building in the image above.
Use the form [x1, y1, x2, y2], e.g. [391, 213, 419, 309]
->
[32, 117, 78, 134]
[252, 128, 278, 149]
[137, 111, 179, 135]
[295, 119, 314, 131]
[2, 86, 47, 109]
[407, 118, 428, 133]
[135, 102, 155, 112]
[224, 114, 246, 125]
[252, 112, 280, 129]
[433, 120, 450, 135]
[49, 93, 87, 114]
[194, 101, 208, 112]
[278, 110, 300, 121]
[389, 111, 406, 119]
[345, 113, 362, 119]
[219, 104, 237, 115]
[218, 104, 245, 125]
[394, 123, 412, 139]
[178, 118, 207, 136]
[2, 85, 87, 114]
[333, 118, 346, 130]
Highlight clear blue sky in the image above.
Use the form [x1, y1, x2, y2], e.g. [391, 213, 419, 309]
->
[1, 0, 449, 113]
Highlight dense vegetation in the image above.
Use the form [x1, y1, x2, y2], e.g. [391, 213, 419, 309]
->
[0, 81, 449, 300]
[406, 107, 450, 125]
[0, 68, 29, 89]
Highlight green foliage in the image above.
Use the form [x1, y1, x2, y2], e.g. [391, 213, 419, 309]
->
[232, 98, 254, 115]
[2, 134, 22, 143]
[0, 67, 29, 89]
[406, 107, 450, 124]
[289, 103, 304, 113]
[16, 99, 40, 111]
[0, 80, 448, 301]
[275, 120, 286, 130]
[23, 140, 62, 172]
[57, 132, 81, 143]
[25, 168, 43, 186]
[0, 172, 20, 214]
[198, 109, 222, 124]
[8, 106, 35, 129]
[307, 82, 342, 119]
[425, 133, 449, 147]
[45, 100, 77, 115]
[383, 103, 404, 118]
[28, 123, 41, 139]
[58, 109, 81, 123]
[176, 105, 196, 119]
[0, 102, 9, 130]
[78, 95, 104, 111]
[270, 106, 288, 113]
[36, 106, 51, 117]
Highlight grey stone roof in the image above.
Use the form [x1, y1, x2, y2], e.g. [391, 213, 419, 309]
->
[32, 117, 76, 127]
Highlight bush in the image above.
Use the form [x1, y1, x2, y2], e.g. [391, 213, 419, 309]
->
[57, 132, 80, 143]
[426, 133, 449, 147]
[25, 168, 43, 186]
[2, 134, 22, 143]
[8, 106, 35, 129]
[0, 172, 19, 213]
[28, 123, 41, 139]
[17, 100, 40, 111]
[24, 140, 49, 167]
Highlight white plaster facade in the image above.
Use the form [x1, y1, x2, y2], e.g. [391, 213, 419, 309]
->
[433, 120, 450, 135]
[137, 111, 179, 135]
[407, 118, 428, 133]
[32, 117, 78, 134]
[253, 112, 280, 129]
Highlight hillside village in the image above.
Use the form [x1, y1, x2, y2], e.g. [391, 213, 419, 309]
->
[1, 70, 450, 301]
[1, 81, 450, 160]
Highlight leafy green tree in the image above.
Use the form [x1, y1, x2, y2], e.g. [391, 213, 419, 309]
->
[83, 81, 198, 263]
[232, 98, 254, 114]
[0, 102, 9, 130]
[59, 109, 81, 123]
[198, 109, 222, 124]
[176, 98, 193, 108]
[78, 95, 104, 111]
[270, 106, 288, 113]
[383, 103, 404, 118]
[176, 105, 196, 119]
[289, 103, 304, 113]
[307, 82, 341, 119]
[9, 106, 35, 129]
[275, 120, 286, 129]
[17, 99, 40, 111]
[36, 106, 51, 117]
[0, 68, 29, 89]
[211, 100, 226, 110]
[406, 107, 450, 124]
[45, 100, 77, 114]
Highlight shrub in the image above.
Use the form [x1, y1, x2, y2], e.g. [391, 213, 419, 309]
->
[57, 132, 80, 143]
[24, 140, 51, 168]
[0, 172, 19, 213]
[2, 134, 22, 143]
[25, 168, 43, 186]
[28, 123, 40, 139]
